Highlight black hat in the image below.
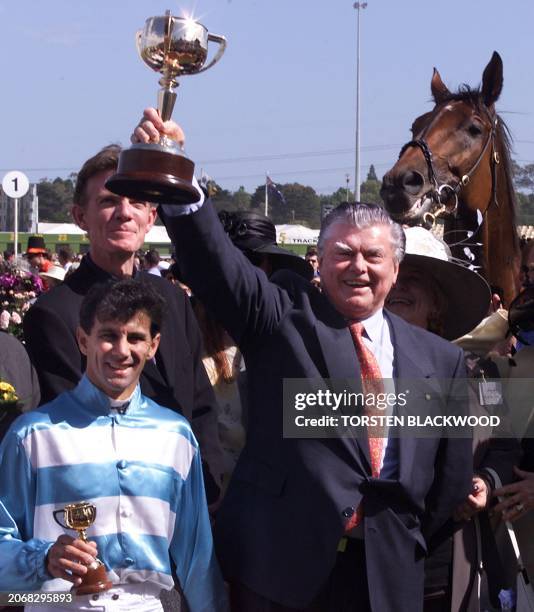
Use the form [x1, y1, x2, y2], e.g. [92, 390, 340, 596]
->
[25, 235, 47, 255]
[219, 210, 313, 280]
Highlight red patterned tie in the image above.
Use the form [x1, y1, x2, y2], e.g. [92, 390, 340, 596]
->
[345, 321, 385, 530]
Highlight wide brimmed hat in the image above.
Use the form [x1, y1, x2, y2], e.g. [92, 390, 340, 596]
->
[39, 264, 66, 283]
[219, 210, 313, 280]
[401, 226, 491, 340]
[25, 235, 47, 255]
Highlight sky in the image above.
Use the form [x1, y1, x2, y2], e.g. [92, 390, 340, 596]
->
[1, 0, 534, 195]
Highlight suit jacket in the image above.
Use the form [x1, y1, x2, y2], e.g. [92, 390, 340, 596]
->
[164, 202, 473, 611]
[0, 331, 40, 440]
[22, 255, 223, 500]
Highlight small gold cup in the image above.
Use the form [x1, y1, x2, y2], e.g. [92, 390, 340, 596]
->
[53, 502, 112, 595]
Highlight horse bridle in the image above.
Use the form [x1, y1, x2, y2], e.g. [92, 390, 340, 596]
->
[398, 103, 500, 223]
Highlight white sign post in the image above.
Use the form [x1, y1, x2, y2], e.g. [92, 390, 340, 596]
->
[2, 171, 30, 260]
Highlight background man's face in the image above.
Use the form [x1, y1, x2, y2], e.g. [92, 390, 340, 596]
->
[319, 222, 399, 321]
[306, 254, 319, 272]
[28, 253, 45, 269]
[72, 170, 156, 260]
[77, 311, 160, 400]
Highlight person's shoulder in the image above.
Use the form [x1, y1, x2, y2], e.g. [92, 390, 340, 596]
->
[137, 270, 185, 303]
[0, 330, 27, 353]
[3, 395, 64, 442]
[28, 273, 80, 315]
[386, 310, 463, 358]
[140, 394, 198, 445]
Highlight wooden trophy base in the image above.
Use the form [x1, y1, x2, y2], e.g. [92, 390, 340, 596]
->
[106, 146, 201, 205]
[74, 563, 113, 596]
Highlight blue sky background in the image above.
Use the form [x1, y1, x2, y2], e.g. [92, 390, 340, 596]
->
[1, 0, 533, 194]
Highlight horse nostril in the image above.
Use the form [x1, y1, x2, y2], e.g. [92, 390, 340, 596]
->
[401, 171, 425, 195]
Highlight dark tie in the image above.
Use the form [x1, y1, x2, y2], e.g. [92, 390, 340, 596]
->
[346, 322, 385, 530]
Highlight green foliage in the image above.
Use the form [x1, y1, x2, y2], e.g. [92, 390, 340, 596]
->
[211, 185, 251, 213]
[360, 178, 382, 204]
[513, 161, 534, 224]
[37, 176, 75, 222]
[250, 182, 321, 227]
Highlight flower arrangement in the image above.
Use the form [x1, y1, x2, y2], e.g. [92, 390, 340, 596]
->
[0, 267, 43, 340]
[0, 381, 19, 406]
[0, 380, 22, 439]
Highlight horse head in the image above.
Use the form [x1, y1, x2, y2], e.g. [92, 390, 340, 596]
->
[381, 52, 503, 225]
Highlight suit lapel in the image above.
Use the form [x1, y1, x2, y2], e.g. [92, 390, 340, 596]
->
[386, 311, 436, 380]
[386, 311, 442, 482]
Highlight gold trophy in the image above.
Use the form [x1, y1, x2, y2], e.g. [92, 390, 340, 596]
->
[106, 11, 226, 204]
[53, 502, 112, 595]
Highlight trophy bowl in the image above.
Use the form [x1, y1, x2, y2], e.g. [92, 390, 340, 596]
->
[53, 502, 112, 596]
[106, 11, 226, 205]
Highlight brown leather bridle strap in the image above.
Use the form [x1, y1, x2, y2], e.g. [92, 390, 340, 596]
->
[398, 105, 499, 216]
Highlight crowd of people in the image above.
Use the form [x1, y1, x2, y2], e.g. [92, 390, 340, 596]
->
[0, 108, 532, 612]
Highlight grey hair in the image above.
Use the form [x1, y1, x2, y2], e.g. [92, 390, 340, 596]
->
[317, 202, 405, 263]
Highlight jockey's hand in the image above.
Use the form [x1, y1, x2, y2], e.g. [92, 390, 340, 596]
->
[46, 535, 98, 585]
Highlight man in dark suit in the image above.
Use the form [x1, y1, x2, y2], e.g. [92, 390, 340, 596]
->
[22, 145, 223, 500]
[129, 110, 473, 612]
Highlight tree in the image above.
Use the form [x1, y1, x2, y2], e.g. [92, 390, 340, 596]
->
[250, 182, 321, 226]
[359, 164, 382, 204]
[513, 161, 534, 224]
[37, 177, 75, 222]
[232, 186, 252, 211]
[211, 185, 252, 213]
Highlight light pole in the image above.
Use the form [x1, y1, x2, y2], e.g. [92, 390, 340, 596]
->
[353, 1, 367, 201]
[345, 173, 350, 202]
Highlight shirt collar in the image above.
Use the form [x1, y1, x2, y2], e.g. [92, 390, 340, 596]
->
[353, 308, 385, 343]
[74, 375, 141, 416]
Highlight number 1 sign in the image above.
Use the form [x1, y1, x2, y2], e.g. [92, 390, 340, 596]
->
[2, 171, 30, 259]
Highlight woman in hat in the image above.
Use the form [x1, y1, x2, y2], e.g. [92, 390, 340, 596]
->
[386, 226, 490, 341]
[386, 226, 521, 612]
[218, 210, 313, 281]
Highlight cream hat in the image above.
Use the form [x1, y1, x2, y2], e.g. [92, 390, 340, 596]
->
[400, 226, 491, 340]
[453, 309, 509, 354]
[39, 264, 66, 283]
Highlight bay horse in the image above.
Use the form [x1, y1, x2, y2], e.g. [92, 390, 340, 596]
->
[381, 52, 520, 306]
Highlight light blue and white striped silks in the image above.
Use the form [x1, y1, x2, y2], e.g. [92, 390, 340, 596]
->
[0, 375, 228, 612]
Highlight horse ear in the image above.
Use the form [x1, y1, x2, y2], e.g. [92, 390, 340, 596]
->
[481, 51, 503, 107]
[431, 68, 450, 104]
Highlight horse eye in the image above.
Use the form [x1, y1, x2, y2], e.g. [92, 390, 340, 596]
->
[468, 124, 482, 136]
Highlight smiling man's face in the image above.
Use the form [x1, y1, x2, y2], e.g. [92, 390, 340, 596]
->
[318, 222, 399, 321]
[71, 170, 156, 267]
[77, 311, 160, 400]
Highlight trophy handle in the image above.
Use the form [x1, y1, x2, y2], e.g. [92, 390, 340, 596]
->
[196, 34, 227, 74]
[135, 30, 143, 59]
[53, 509, 68, 529]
